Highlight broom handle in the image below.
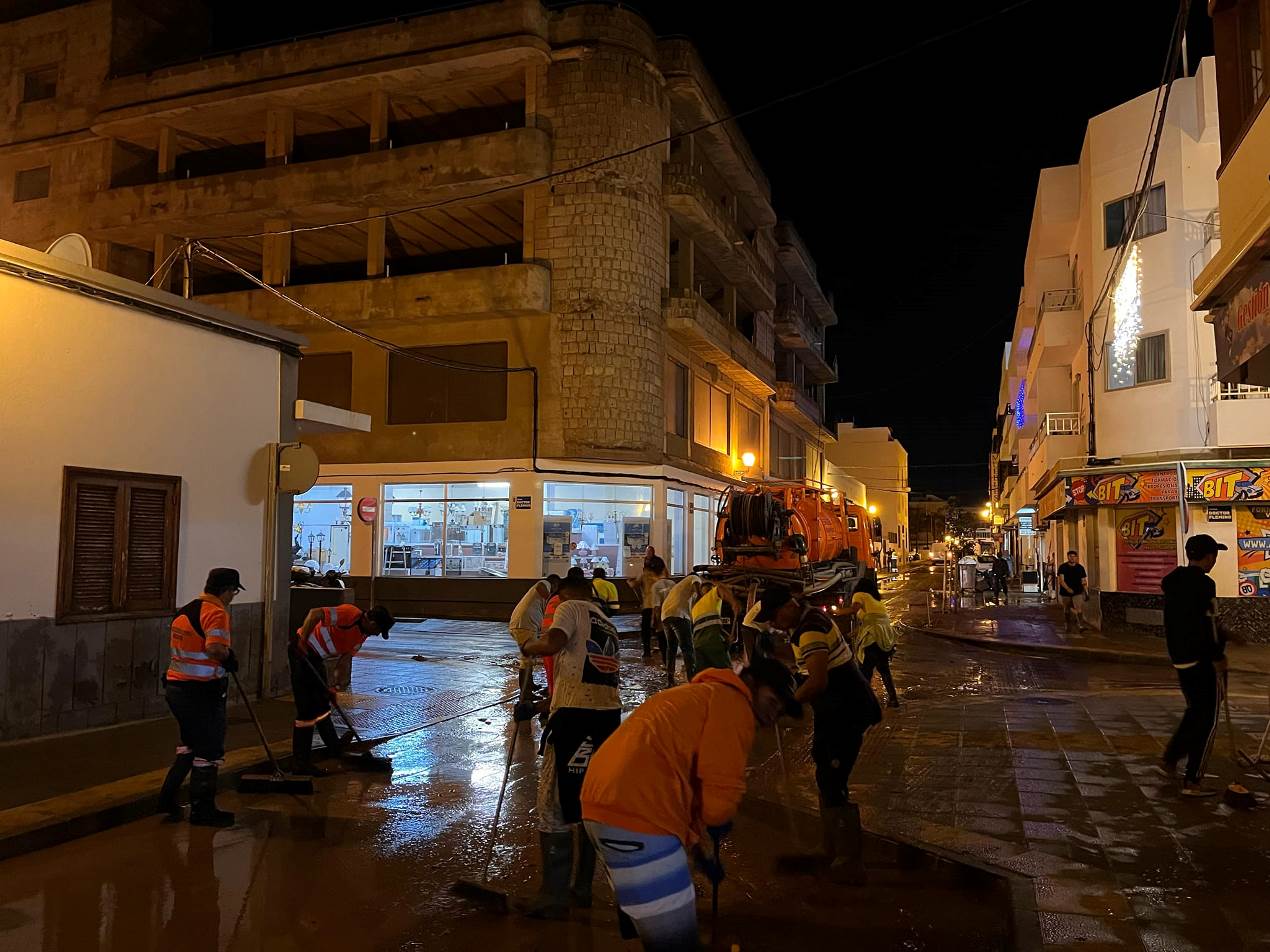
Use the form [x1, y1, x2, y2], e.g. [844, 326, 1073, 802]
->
[231, 671, 285, 775]
[299, 651, 365, 745]
[481, 719, 522, 883]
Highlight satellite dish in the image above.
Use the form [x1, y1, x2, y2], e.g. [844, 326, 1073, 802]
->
[278, 443, 320, 493]
[45, 234, 93, 268]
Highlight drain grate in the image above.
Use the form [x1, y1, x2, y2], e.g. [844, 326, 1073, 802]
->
[375, 685, 436, 696]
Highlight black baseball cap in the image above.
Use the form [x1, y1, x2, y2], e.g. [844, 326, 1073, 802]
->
[745, 657, 802, 719]
[205, 567, 244, 592]
[365, 605, 395, 638]
[1185, 534, 1228, 559]
[754, 585, 795, 623]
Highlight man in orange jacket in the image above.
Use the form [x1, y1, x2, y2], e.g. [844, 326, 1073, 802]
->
[581, 659, 800, 950]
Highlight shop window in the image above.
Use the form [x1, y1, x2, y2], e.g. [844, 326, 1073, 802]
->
[387, 342, 507, 425]
[57, 468, 179, 622]
[667, 488, 686, 575]
[543, 482, 652, 577]
[293, 484, 353, 573]
[692, 377, 730, 454]
[22, 66, 57, 103]
[1103, 184, 1165, 248]
[738, 404, 761, 467]
[298, 352, 353, 411]
[667, 361, 689, 438]
[691, 493, 715, 568]
[383, 483, 510, 578]
[1107, 333, 1167, 391]
[14, 166, 50, 202]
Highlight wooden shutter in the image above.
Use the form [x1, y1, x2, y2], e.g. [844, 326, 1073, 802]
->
[58, 468, 180, 622]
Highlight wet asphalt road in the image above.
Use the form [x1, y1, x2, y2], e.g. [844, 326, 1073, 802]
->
[1, 574, 1269, 951]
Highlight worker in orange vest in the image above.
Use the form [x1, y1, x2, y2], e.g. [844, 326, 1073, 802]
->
[158, 568, 244, 827]
[290, 603, 394, 774]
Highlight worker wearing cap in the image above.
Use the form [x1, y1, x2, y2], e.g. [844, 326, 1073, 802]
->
[582, 659, 800, 949]
[509, 575, 561, 720]
[756, 586, 881, 884]
[1160, 533, 1230, 797]
[158, 567, 244, 827]
[290, 603, 394, 775]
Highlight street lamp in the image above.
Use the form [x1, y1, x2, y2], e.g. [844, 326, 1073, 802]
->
[740, 451, 756, 469]
[868, 504, 878, 515]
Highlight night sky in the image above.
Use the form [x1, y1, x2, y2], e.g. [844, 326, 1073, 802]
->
[207, 1, 1213, 499]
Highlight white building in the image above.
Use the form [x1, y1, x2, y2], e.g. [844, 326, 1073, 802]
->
[990, 59, 1270, 633]
[0, 238, 309, 739]
[824, 424, 910, 565]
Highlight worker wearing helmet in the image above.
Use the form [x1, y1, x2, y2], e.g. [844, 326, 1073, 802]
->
[290, 603, 394, 774]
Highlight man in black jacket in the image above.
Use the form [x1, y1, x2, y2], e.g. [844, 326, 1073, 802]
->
[1159, 534, 1229, 797]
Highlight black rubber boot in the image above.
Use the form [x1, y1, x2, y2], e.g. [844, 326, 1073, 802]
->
[828, 802, 867, 886]
[188, 766, 234, 828]
[819, 803, 843, 861]
[517, 831, 573, 920]
[157, 752, 194, 822]
[571, 827, 597, 908]
[291, 726, 328, 776]
[316, 716, 343, 757]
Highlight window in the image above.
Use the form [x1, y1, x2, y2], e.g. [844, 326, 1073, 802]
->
[692, 493, 715, 568]
[1240, 0, 1266, 113]
[14, 166, 50, 202]
[1104, 184, 1165, 248]
[293, 484, 353, 573]
[770, 423, 805, 481]
[22, 66, 57, 103]
[666, 488, 686, 575]
[693, 376, 730, 454]
[1107, 332, 1167, 390]
[383, 482, 509, 577]
[57, 468, 179, 622]
[738, 404, 761, 468]
[543, 482, 652, 576]
[386, 341, 507, 425]
[299, 352, 353, 411]
[667, 361, 688, 438]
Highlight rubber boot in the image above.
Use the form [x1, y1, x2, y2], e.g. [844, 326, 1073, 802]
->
[571, 827, 597, 908]
[157, 751, 194, 822]
[819, 804, 844, 861]
[291, 726, 328, 777]
[316, 716, 343, 757]
[187, 766, 234, 828]
[517, 831, 573, 920]
[828, 802, 867, 886]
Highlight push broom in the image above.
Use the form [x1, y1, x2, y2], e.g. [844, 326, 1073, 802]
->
[300, 653, 393, 772]
[451, 718, 524, 910]
[231, 671, 315, 795]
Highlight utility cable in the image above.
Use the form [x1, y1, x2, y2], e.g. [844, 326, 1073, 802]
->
[197, 0, 1044, 244]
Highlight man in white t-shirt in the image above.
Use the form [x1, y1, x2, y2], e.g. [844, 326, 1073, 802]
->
[520, 574, 622, 918]
[659, 574, 702, 687]
[508, 575, 559, 718]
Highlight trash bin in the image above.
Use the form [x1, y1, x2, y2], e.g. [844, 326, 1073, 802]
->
[957, 556, 979, 593]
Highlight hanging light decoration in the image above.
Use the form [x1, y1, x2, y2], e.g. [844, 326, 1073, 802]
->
[1110, 243, 1143, 375]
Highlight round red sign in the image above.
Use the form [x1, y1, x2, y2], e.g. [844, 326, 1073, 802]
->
[357, 497, 378, 524]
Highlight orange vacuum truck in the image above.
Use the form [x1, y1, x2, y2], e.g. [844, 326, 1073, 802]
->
[709, 482, 877, 602]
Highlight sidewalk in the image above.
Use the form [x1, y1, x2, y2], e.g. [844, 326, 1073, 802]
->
[898, 596, 1270, 675]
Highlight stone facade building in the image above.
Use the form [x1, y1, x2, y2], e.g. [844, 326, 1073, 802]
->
[0, 0, 838, 598]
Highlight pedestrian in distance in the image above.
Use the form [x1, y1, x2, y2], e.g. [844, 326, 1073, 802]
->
[649, 558, 675, 662]
[158, 567, 245, 827]
[756, 586, 882, 884]
[591, 566, 619, 616]
[634, 555, 669, 659]
[991, 554, 1010, 605]
[842, 577, 900, 709]
[519, 573, 624, 919]
[581, 659, 801, 951]
[660, 574, 704, 688]
[1160, 534, 1230, 797]
[289, 603, 394, 775]
[1057, 550, 1089, 632]
[509, 575, 561, 721]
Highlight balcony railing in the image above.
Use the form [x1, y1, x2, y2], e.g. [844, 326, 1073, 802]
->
[1039, 288, 1081, 315]
[1212, 378, 1270, 401]
[1029, 412, 1082, 458]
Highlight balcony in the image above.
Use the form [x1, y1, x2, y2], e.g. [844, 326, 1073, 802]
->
[664, 162, 776, 311]
[197, 262, 551, 331]
[75, 127, 549, 243]
[774, 222, 836, 325]
[1210, 377, 1270, 447]
[1025, 288, 1082, 378]
[1026, 412, 1083, 492]
[773, 295, 837, 384]
[664, 289, 775, 399]
[773, 381, 827, 435]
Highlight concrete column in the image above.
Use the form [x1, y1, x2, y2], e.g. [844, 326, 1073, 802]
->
[265, 108, 294, 167]
[157, 126, 177, 181]
[262, 218, 291, 286]
[367, 208, 386, 277]
[369, 91, 390, 151]
[672, 236, 694, 292]
[721, 285, 737, 325]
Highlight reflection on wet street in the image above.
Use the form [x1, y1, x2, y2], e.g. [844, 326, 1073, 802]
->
[1, 580, 1269, 950]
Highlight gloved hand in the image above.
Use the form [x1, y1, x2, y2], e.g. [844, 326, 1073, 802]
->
[221, 650, 239, 674]
[327, 687, 339, 702]
[694, 846, 725, 886]
[706, 821, 733, 842]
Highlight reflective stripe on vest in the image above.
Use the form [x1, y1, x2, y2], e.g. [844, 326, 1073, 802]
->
[307, 626, 339, 658]
[166, 598, 226, 682]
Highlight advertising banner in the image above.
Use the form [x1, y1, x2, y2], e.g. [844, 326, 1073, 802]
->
[1236, 506, 1270, 598]
[1183, 467, 1270, 504]
[1213, 260, 1270, 383]
[1037, 479, 1071, 520]
[1072, 470, 1178, 506]
[1115, 507, 1177, 594]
